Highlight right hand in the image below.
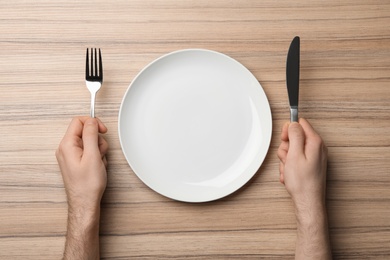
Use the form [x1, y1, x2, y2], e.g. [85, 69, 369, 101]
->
[277, 118, 328, 220]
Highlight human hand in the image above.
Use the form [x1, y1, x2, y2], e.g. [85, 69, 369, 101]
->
[56, 116, 109, 211]
[277, 118, 331, 259]
[277, 118, 328, 219]
[56, 117, 108, 259]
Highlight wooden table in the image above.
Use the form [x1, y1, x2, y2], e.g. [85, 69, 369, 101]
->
[1, 1, 389, 259]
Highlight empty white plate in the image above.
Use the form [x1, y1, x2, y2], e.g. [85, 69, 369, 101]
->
[119, 49, 272, 202]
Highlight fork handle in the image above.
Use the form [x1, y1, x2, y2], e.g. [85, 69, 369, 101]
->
[90, 92, 96, 118]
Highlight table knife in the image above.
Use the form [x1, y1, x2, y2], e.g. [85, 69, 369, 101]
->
[286, 36, 300, 122]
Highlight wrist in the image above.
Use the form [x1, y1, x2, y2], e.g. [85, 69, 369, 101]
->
[68, 203, 101, 233]
[296, 210, 328, 234]
[293, 199, 327, 227]
[66, 189, 103, 214]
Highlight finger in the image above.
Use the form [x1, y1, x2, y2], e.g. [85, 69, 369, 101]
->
[277, 141, 288, 164]
[287, 122, 305, 158]
[323, 142, 328, 156]
[98, 135, 109, 157]
[82, 118, 100, 158]
[298, 118, 319, 139]
[60, 118, 84, 157]
[281, 122, 290, 142]
[65, 116, 107, 135]
[279, 140, 289, 153]
[299, 118, 326, 155]
[96, 117, 108, 134]
[279, 162, 285, 184]
[103, 156, 108, 168]
[65, 117, 85, 138]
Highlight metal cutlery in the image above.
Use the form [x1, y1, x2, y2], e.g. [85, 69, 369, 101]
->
[286, 36, 300, 122]
[85, 48, 103, 118]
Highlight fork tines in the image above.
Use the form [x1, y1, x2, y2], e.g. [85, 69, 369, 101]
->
[85, 48, 103, 82]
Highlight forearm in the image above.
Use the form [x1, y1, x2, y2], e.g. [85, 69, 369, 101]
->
[63, 205, 101, 260]
[294, 204, 332, 260]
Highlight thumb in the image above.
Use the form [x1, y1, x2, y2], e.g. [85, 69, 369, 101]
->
[82, 118, 100, 158]
[288, 122, 305, 157]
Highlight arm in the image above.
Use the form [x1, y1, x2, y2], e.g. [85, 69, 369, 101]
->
[277, 118, 332, 260]
[56, 117, 109, 260]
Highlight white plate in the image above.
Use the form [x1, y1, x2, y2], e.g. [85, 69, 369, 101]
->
[119, 49, 272, 202]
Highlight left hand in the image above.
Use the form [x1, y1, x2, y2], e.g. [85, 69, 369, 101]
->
[56, 116, 109, 211]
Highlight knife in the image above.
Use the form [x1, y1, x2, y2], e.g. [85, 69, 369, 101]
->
[286, 36, 300, 122]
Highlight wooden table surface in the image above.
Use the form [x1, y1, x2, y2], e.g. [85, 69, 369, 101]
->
[1, 0, 389, 259]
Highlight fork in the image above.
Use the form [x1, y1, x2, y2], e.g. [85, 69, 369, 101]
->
[85, 48, 103, 118]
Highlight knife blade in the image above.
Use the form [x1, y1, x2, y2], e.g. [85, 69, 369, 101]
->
[286, 36, 300, 122]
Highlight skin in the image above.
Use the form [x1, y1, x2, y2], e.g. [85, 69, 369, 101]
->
[56, 116, 331, 259]
[56, 117, 109, 260]
[277, 118, 332, 259]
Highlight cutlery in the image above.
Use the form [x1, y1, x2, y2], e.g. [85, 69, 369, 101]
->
[85, 48, 103, 118]
[286, 36, 300, 122]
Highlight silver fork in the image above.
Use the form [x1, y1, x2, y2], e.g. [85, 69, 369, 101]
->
[85, 48, 103, 118]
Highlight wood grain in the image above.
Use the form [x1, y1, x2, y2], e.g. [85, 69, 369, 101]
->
[0, 0, 389, 259]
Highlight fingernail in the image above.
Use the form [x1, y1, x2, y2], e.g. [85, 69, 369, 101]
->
[289, 122, 299, 129]
[86, 118, 97, 125]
